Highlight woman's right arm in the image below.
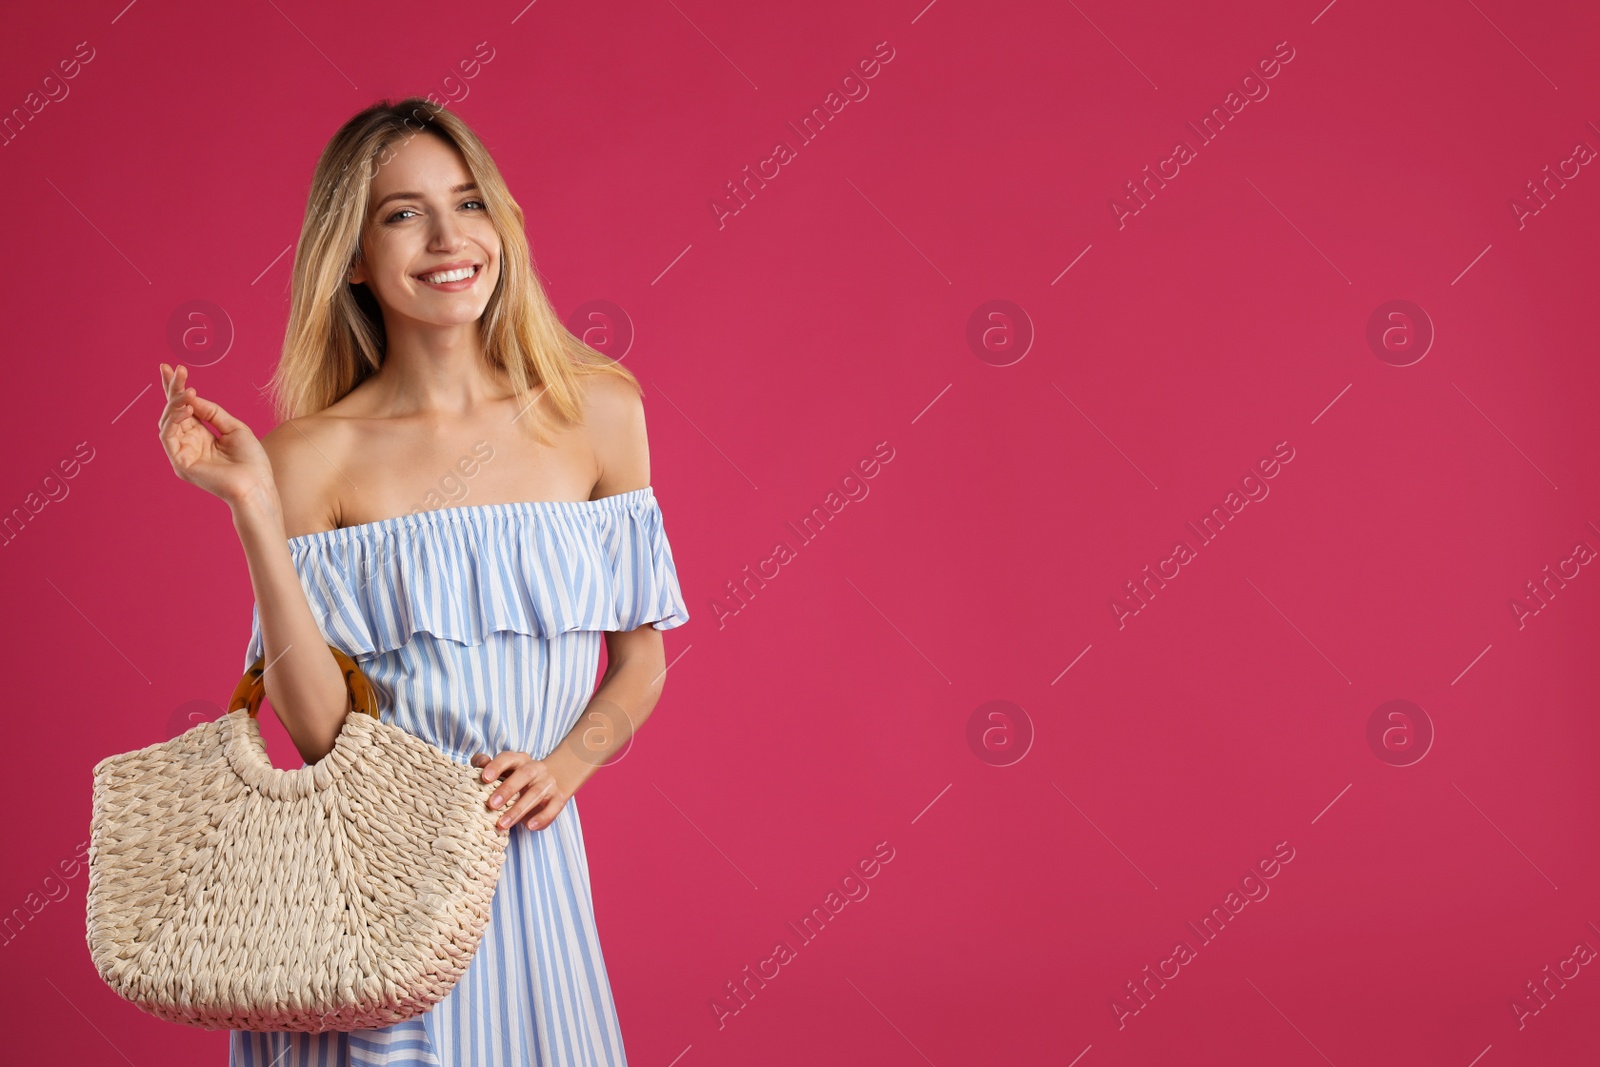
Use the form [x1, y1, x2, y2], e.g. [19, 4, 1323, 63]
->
[230, 482, 353, 766]
[159, 363, 351, 765]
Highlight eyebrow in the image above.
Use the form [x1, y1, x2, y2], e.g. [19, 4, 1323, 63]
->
[371, 181, 480, 213]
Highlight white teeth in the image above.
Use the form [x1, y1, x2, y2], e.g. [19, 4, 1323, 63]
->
[419, 266, 475, 283]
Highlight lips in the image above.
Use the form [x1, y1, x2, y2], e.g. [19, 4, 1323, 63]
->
[413, 262, 484, 291]
[413, 260, 480, 279]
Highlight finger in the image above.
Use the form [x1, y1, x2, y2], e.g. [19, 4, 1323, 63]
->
[160, 387, 197, 436]
[159, 393, 194, 438]
[499, 779, 558, 830]
[162, 378, 194, 415]
[487, 762, 542, 812]
[477, 750, 526, 784]
[493, 788, 526, 829]
[522, 792, 564, 831]
[159, 368, 204, 421]
[188, 391, 242, 433]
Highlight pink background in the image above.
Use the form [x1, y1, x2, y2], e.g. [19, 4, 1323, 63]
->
[4, 0, 1598, 1063]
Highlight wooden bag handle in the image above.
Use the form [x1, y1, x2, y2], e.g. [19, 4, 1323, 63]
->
[226, 644, 380, 720]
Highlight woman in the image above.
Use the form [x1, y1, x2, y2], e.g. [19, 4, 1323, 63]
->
[157, 98, 689, 1066]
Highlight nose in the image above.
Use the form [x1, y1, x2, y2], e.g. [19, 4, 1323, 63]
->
[428, 212, 471, 249]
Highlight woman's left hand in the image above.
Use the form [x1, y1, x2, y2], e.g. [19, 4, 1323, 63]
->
[470, 750, 570, 832]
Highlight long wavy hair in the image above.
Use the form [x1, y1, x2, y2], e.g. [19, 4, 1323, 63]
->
[264, 97, 638, 436]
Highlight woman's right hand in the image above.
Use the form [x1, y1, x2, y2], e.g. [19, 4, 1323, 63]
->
[158, 363, 277, 512]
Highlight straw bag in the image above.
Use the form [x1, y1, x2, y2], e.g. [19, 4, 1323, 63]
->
[85, 644, 510, 1033]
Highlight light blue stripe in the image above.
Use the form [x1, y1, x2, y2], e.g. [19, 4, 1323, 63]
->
[230, 488, 687, 1066]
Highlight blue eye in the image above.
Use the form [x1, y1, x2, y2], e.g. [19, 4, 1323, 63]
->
[384, 200, 485, 223]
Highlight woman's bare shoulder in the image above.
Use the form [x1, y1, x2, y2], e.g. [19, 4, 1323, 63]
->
[261, 412, 349, 536]
[578, 371, 650, 497]
[260, 411, 350, 468]
[578, 369, 644, 424]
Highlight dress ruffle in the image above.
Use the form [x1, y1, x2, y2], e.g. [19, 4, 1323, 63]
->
[244, 487, 689, 669]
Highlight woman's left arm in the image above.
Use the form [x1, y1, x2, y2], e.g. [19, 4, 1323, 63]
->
[548, 625, 669, 792]
[473, 625, 669, 831]
[472, 373, 673, 831]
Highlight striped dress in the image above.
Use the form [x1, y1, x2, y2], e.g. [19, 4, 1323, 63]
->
[227, 486, 689, 1067]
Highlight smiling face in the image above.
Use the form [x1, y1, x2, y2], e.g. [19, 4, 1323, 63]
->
[347, 131, 502, 329]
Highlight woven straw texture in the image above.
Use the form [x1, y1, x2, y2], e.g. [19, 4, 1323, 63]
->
[85, 706, 509, 1033]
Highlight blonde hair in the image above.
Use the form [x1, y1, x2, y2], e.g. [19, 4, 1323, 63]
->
[264, 97, 638, 435]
